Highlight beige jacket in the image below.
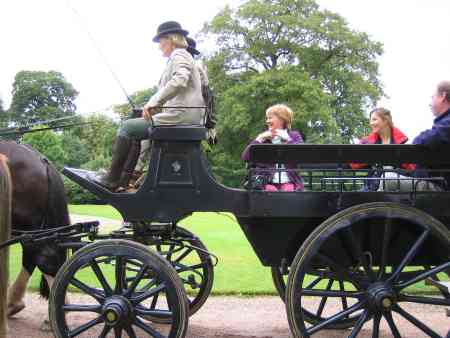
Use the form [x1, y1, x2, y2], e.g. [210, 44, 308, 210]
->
[147, 48, 205, 126]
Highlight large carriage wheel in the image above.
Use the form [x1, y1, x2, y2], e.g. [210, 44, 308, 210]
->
[286, 202, 450, 338]
[49, 240, 189, 338]
[271, 265, 358, 329]
[146, 226, 214, 323]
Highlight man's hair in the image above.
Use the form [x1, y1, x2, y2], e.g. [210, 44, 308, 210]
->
[437, 81, 450, 102]
[370, 107, 394, 128]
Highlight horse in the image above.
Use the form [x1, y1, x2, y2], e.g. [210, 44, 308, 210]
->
[0, 141, 70, 321]
[0, 154, 12, 338]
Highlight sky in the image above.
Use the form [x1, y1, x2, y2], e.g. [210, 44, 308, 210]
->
[1, 0, 450, 139]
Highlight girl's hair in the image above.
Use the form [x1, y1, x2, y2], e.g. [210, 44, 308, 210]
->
[162, 33, 188, 49]
[266, 104, 294, 129]
[370, 107, 393, 128]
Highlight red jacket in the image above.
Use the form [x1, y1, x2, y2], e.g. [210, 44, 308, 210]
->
[350, 127, 416, 171]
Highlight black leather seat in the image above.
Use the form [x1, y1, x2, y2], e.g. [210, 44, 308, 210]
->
[149, 125, 207, 141]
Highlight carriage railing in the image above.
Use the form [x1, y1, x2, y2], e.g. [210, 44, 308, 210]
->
[247, 143, 450, 193]
[247, 166, 448, 192]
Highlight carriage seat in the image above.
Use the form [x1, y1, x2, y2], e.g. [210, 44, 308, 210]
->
[149, 125, 207, 141]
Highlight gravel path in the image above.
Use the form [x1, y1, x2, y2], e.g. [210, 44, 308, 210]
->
[6, 293, 450, 337]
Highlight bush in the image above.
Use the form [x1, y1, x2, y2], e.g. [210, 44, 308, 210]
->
[63, 176, 101, 204]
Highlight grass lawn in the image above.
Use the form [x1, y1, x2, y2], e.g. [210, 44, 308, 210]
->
[9, 204, 446, 295]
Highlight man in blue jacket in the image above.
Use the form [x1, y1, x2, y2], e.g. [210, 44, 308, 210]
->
[413, 80, 450, 189]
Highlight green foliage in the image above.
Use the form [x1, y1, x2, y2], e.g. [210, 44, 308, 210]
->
[21, 128, 67, 170]
[0, 97, 5, 127]
[63, 176, 100, 204]
[61, 131, 90, 168]
[113, 87, 157, 119]
[200, 0, 384, 186]
[8, 70, 78, 124]
[69, 114, 118, 161]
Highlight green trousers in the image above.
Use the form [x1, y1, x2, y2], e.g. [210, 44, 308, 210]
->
[118, 118, 152, 140]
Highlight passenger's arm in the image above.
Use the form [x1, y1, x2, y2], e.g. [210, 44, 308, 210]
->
[413, 123, 450, 148]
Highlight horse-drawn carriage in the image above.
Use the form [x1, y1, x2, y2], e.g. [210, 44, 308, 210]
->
[2, 125, 450, 337]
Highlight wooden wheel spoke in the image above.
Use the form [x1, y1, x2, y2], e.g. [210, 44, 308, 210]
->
[175, 262, 207, 273]
[393, 304, 442, 338]
[398, 294, 450, 306]
[173, 247, 194, 264]
[372, 313, 381, 338]
[348, 310, 370, 338]
[136, 307, 173, 319]
[124, 264, 149, 297]
[70, 278, 104, 302]
[90, 260, 113, 297]
[166, 243, 176, 262]
[99, 324, 112, 338]
[131, 283, 166, 304]
[316, 253, 355, 283]
[378, 219, 392, 280]
[150, 289, 160, 310]
[389, 229, 430, 283]
[343, 227, 376, 281]
[305, 275, 322, 289]
[316, 279, 333, 317]
[383, 311, 401, 338]
[62, 304, 102, 313]
[338, 280, 349, 311]
[68, 316, 103, 337]
[306, 301, 365, 335]
[115, 256, 126, 294]
[396, 262, 450, 290]
[134, 317, 166, 338]
[125, 325, 137, 338]
[114, 326, 122, 338]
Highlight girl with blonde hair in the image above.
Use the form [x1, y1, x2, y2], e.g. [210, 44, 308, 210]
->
[241, 104, 304, 191]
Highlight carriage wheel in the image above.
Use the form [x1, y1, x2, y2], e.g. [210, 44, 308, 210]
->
[145, 227, 214, 323]
[286, 202, 450, 338]
[49, 240, 188, 338]
[271, 266, 358, 329]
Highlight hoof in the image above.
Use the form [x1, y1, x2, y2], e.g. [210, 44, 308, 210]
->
[7, 301, 25, 317]
[40, 319, 52, 332]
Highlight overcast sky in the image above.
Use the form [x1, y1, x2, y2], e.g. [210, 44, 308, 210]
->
[1, 0, 450, 139]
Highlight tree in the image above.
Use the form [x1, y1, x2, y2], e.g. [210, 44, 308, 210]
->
[0, 97, 6, 128]
[200, 0, 384, 186]
[22, 129, 67, 170]
[8, 70, 78, 125]
[70, 114, 118, 169]
[113, 87, 157, 120]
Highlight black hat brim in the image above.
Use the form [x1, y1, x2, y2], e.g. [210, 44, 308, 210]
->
[153, 28, 189, 42]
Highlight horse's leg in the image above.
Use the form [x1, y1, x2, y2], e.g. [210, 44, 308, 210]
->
[39, 273, 60, 333]
[7, 253, 35, 317]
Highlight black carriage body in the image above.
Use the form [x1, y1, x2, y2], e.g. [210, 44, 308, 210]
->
[64, 127, 450, 268]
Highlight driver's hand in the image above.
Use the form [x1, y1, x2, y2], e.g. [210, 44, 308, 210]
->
[143, 104, 154, 121]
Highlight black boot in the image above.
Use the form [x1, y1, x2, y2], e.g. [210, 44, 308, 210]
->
[118, 140, 141, 188]
[89, 136, 132, 190]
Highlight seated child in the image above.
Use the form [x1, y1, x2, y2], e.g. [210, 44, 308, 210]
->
[241, 104, 304, 191]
